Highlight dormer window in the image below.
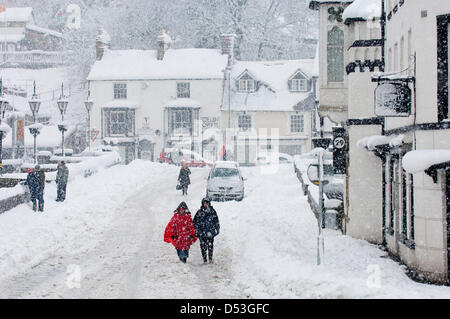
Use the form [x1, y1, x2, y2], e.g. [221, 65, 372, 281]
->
[290, 79, 307, 92]
[237, 71, 256, 92]
[289, 70, 309, 92]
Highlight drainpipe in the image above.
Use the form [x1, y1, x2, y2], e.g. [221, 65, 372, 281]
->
[380, 0, 386, 72]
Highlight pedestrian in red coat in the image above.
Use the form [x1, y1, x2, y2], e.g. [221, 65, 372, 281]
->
[164, 201, 197, 263]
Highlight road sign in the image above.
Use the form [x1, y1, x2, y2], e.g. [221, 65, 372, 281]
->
[89, 129, 100, 142]
[333, 137, 345, 149]
[333, 127, 346, 174]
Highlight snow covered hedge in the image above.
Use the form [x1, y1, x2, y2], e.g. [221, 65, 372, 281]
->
[0, 151, 121, 214]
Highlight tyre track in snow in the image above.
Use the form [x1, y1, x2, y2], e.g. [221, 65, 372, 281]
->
[0, 164, 180, 298]
[1, 164, 242, 298]
[133, 168, 241, 299]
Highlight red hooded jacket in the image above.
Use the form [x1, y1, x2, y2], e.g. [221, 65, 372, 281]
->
[164, 208, 197, 250]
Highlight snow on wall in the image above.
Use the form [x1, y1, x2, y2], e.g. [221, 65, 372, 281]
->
[0, 151, 121, 202]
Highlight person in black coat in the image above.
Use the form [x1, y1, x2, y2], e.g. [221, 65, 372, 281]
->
[34, 165, 45, 212]
[26, 168, 40, 212]
[193, 197, 220, 264]
[178, 162, 191, 196]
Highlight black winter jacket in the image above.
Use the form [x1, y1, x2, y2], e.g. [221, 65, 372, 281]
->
[193, 206, 220, 238]
[178, 167, 191, 187]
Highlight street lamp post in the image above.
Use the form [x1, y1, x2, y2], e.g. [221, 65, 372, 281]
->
[84, 90, 93, 152]
[28, 81, 41, 164]
[57, 83, 69, 157]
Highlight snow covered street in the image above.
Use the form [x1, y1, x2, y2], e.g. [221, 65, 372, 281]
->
[0, 161, 449, 299]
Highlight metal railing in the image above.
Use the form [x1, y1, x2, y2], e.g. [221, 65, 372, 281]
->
[0, 51, 71, 67]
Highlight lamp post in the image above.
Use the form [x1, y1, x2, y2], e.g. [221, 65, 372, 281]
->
[84, 90, 93, 152]
[28, 81, 41, 164]
[57, 83, 69, 157]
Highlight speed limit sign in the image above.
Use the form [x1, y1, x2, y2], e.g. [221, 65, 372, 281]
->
[333, 137, 346, 149]
[333, 127, 346, 174]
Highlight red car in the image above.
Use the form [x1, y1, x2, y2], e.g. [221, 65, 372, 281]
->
[159, 148, 211, 167]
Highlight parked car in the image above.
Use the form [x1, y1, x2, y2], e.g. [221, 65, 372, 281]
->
[159, 148, 211, 167]
[256, 152, 293, 165]
[206, 161, 245, 201]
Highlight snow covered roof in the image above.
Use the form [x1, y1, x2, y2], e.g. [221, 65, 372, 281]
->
[343, 0, 381, 22]
[402, 150, 450, 174]
[26, 25, 63, 38]
[357, 134, 404, 151]
[101, 100, 139, 109]
[0, 33, 25, 42]
[309, 0, 354, 10]
[87, 48, 229, 81]
[0, 7, 33, 22]
[164, 98, 202, 109]
[223, 59, 317, 112]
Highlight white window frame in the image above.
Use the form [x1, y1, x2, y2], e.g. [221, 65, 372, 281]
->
[238, 114, 252, 132]
[290, 114, 304, 133]
[113, 83, 127, 100]
[290, 79, 307, 92]
[103, 108, 135, 137]
[238, 79, 255, 92]
[177, 82, 190, 98]
[169, 109, 193, 136]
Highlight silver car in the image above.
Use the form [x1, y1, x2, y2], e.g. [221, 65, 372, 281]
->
[206, 162, 245, 201]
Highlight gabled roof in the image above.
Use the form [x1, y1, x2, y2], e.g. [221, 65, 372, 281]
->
[0, 7, 33, 22]
[88, 48, 229, 81]
[288, 69, 311, 81]
[26, 25, 63, 38]
[223, 59, 317, 112]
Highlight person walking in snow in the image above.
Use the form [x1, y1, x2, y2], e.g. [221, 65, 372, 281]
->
[193, 197, 220, 264]
[177, 162, 191, 196]
[26, 168, 40, 212]
[34, 165, 45, 212]
[164, 202, 197, 263]
[56, 161, 69, 202]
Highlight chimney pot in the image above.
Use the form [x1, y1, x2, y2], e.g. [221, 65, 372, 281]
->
[96, 28, 111, 61]
[220, 34, 236, 65]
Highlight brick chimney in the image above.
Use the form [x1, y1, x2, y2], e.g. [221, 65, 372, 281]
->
[220, 34, 236, 64]
[96, 28, 111, 61]
[157, 30, 172, 61]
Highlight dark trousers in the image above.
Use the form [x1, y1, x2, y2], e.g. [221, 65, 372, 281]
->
[176, 249, 189, 263]
[31, 189, 44, 212]
[199, 237, 214, 262]
[57, 183, 67, 201]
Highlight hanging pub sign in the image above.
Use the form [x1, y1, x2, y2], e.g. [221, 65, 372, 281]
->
[374, 82, 412, 117]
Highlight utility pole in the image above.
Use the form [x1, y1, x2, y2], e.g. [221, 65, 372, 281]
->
[317, 149, 325, 265]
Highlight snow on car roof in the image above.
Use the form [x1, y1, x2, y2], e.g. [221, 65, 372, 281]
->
[213, 161, 239, 168]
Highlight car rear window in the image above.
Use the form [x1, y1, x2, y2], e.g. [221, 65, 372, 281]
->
[212, 167, 239, 178]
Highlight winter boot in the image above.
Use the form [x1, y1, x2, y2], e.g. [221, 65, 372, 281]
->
[32, 200, 37, 211]
[38, 201, 44, 212]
